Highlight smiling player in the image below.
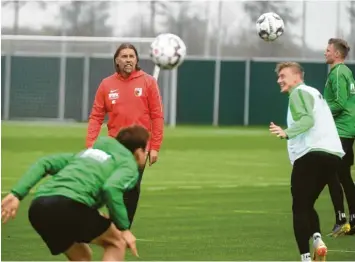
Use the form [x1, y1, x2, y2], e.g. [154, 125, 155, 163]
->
[269, 62, 345, 261]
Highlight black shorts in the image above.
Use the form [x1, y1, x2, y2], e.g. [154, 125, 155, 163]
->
[340, 137, 354, 166]
[291, 151, 340, 205]
[28, 195, 111, 255]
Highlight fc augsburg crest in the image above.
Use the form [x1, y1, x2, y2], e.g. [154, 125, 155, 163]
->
[134, 87, 143, 97]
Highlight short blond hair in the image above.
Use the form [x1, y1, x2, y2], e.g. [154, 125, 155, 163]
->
[275, 62, 304, 79]
[328, 38, 350, 59]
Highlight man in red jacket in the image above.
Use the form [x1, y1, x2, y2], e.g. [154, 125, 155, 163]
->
[86, 43, 164, 226]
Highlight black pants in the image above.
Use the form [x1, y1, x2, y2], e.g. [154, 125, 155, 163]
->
[123, 160, 146, 228]
[291, 151, 340, 255]
[328, 137, 355, 218]
[28, 195, 111, 255]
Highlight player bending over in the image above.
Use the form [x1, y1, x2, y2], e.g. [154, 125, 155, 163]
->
[269, 62, 345, 261]
[1, 125, 149, 261]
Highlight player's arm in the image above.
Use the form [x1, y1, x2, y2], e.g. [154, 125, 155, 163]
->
[284, 89, 315, 139]
[326, 73, 349, 116]
[102, 161, 139, 230]
[86, 82, 106, 148]
[147, 77, 164, 151]
[10, 153, 74, 200]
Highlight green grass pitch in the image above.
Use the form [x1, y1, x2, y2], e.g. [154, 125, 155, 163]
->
[1, 122, 354, 261]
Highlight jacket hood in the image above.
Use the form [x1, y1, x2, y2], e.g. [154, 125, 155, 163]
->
[116, 70, 145, 81]
[92, 136, 133, 161]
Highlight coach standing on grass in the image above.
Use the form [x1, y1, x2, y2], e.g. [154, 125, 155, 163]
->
[269, 62, 345, 262]
[86, 43, 164, 227]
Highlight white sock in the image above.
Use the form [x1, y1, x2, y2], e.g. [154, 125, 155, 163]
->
[313, 232, 321, 241]
[301, 253, 311, 261]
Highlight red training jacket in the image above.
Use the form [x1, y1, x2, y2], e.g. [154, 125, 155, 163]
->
[86, 70, 164, 151]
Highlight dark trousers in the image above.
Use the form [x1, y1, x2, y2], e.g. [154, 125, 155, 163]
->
[123, 158, 147, 228]
[328, 138, 355, 218]
[291, 151, 340, 254]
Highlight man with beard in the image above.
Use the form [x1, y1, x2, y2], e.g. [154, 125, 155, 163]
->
[86, 43, 164, 229]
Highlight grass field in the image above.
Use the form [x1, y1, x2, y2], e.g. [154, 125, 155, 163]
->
[1, 122, 354, 261]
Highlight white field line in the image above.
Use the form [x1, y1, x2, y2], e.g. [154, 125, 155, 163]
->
[328, 249, 355, 253]
[1, 182, 291, 195]
[233, 210, 290, 215]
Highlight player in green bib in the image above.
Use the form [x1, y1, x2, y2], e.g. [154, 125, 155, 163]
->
[324, 38, 355, 236]
[1, 125, 149, 261]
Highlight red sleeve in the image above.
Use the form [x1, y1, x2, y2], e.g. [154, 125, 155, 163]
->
[86, 82, 106, 148]
[147, 77, 164, 151]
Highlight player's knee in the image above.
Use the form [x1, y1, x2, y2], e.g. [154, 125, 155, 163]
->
[292, 199, 311, 213]
[109, 227, 126, 249]
[66, 253, 92, 261]
[75, 248, 92, 261]
[110, 237, 126, 250]
[94, 224, 125, 250]
[100, 235, 126, 252]
[65, 244, 92, 261]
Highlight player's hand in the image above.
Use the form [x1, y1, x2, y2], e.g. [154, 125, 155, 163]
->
[148, 150, 159, 166]
[1, 193, 20, 223]
[269, 122, 287, 139]
[121, 230, 139, 257]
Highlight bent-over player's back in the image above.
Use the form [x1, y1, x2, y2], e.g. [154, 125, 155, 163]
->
[34, 136, 139, 209]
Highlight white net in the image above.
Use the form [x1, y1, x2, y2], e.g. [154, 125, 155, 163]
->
[1, 35, 155, 57]
[1, 35, 173, 123]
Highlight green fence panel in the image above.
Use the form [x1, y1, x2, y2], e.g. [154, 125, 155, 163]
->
[88, 58, 113, 117]
[139, 58, 156, 77]
[218, 61, 246, 125]
[301, 63, 328, 93]
[177, 60, 215, 124]
[10, 56, 60, 119]
[4, 56, 351, 124]
[249, 61, 287, 125]
[139, 58, 167, 103]
[65, 57, 84, 121]
[348, 64, 355, 81]
[1, 56, 5, 119]
[249, 61, 329, 125]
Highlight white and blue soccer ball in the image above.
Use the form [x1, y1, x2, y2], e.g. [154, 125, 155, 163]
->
[150, 33, 187, 70]
[256, 12, 285, 42]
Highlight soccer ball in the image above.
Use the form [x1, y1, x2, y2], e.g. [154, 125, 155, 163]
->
[256, 12, 285, 41]
[150, 33, 187, 70]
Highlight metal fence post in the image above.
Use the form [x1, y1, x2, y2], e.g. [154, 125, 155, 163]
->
[82, 56, 90, 122]
[4, 54, 12, 120]
[243, 59, 251, 126]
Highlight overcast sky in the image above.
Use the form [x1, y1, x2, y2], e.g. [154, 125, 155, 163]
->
[1, 0, 353, 51]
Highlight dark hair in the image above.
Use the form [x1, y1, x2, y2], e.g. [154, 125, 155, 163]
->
[328, 38, 350, 59]
[115, 125, 149, 154]
[113, 43, 141, 74]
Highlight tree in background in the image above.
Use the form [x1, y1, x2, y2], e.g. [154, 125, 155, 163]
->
[243, 1, 297, 26]
[239, 0, 301, 57]
[1, 0, 113, 37]
[59, 1, 112, 37]
[154, 1, 209, 56]
[1, 0, 46, 35]
[123, 1, 209, 56]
